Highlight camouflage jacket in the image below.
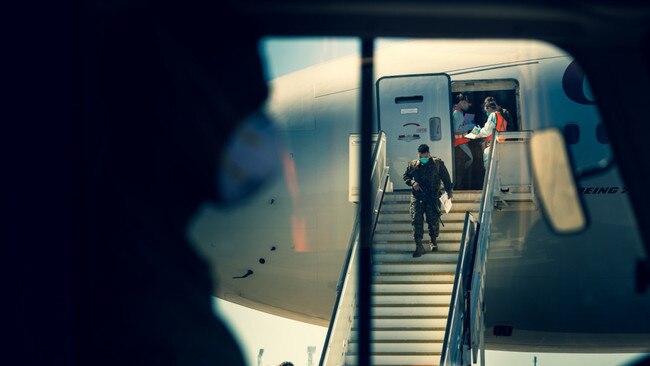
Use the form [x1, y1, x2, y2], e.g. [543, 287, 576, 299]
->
[402, 157, 453, 202]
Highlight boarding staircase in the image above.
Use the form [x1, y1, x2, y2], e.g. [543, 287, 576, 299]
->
[320, 130, 534, 366]
[344, 191, 482, 365]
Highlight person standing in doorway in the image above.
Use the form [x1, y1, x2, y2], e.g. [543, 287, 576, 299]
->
[403, 144, 454, 257]
[452, 93, 475, 189]
[479, 96, 508, 169]
[452, 93, 474, 169]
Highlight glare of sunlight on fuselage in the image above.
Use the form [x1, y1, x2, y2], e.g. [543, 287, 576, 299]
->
[280, 147, 311, 252]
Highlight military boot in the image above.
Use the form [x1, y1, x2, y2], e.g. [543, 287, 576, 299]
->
[412, 240, 426, 258]
[429, 239, 438, 252]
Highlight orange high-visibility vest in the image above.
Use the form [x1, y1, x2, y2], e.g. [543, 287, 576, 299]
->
[453, 106, 471, 147]
[486, 111, 507, 146]
[454, 133, 471, 147]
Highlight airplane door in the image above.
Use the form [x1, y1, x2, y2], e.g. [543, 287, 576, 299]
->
[376, 74, 453, 190]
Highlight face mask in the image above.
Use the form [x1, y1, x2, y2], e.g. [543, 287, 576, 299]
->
[420, 157, 429, 164]
[217, 109, 281, 204]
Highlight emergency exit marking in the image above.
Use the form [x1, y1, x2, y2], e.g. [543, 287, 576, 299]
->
[401, 108, 418, 114]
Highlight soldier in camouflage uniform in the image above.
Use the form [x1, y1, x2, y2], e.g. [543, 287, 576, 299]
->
[403, 144, 454, 257]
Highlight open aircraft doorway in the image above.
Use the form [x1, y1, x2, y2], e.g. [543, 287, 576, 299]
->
[185, 37, 649, 366]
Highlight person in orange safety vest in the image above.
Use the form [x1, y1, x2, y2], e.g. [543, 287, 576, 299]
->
[479, 97, 507, 169]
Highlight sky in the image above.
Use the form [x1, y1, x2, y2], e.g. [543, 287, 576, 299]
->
[210, 37, 648, 366]
[213, 298, 327, 366]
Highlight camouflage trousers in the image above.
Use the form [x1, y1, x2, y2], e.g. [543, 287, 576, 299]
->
[409, 198, 440, 242]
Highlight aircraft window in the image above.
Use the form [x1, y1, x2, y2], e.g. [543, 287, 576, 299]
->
[564, 123, 580, 144]
[429, 117, 442, 141]
[395, 95, 424, 104]
[596, 123, 609, 144]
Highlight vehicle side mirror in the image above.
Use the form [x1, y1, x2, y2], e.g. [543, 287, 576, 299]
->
[529, 128, 588, 234]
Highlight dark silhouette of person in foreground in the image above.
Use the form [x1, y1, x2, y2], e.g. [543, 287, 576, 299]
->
[82, 2, 273, 364]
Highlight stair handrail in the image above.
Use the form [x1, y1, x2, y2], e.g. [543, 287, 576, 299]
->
[440, 131, 501, 366]
[469, 130, 535, 364]
[319, 130, 389, 366]
[443, 131, 535, 366]
[440, 211, 478, 366]
[440, 140, 499, 366]
[468, 130, 503, 365]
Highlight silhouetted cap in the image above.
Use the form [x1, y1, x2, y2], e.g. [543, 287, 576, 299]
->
[483, 96, 498, 109]
[457, 93, 471, 105]
[417, 144, 429, 153]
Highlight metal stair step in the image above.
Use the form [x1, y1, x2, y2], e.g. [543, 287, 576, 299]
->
[374, 231, 462, 241]
[375, 221, 466, 231]
[371, 304, 451, 316]
[373, 273, 455, 283]
[352, 326, 447, 331]
[347, 341, 443, 353]
[372, 276, 455, 284]
[350, 329, 446, 341]
[373, 251, 459, 262]
[373, 242, 461, 252]
[345, 353, 441, 366]
[374, 263, 458, 273]
[374, 260, 459, 270]
[382, 189, 481, 196]
[373, 276, 455, 283]
[372, 283, 454, 293]
[372, 294, 452, 305]
[360, 316, 447, 327]
[351, 317, 449, 329]
[379, 211, 478, 222]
